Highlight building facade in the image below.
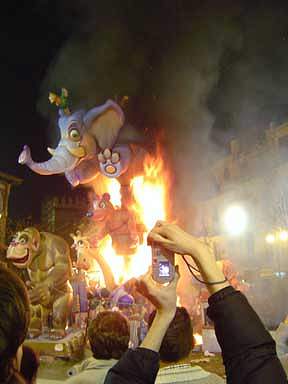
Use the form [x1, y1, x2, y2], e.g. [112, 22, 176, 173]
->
[41, 193, 88, 242]
[0, 171, 22, 244]
[199, 122, 288, 272]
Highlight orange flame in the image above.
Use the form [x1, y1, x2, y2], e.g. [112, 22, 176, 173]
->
[91, 174, 121, 207]
[91, 148, 170, 283]
[194, 333, 203, 346]
[131, 151, 169, 231]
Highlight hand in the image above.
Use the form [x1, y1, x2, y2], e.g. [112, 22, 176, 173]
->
[148, 221, 209, 258]
[148, 221, 229, 295]
[136, 266, 180, 317]
[29, 284, 51, 306]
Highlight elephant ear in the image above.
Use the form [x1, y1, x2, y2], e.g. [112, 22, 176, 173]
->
[84, 100, 124, 150]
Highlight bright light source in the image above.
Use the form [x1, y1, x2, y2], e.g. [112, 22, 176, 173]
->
[265, 233, 275, 244]
[279, 231, 288, 242]
[223, 205, 247, 235]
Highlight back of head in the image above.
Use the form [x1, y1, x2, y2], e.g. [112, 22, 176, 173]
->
[0, 266, 30, 383]
[20, 346, 39, 383]
[148, 307, 193, 362]
[88, 310, 129, 360]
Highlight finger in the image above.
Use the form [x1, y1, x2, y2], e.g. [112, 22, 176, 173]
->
[149, 233, 175, 250]
[169, 266, 180, 287]
[154, 220, 167, 228]
[147, 231, 166, 244]
[150, 224, 172, 240]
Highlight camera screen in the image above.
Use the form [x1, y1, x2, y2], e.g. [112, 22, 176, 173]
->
[159, 261, 170, 277]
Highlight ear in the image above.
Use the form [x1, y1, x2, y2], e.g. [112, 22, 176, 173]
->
[102, 193, 111, 202]
[84, 100, 124, 149]
[31, 239, 39, 252]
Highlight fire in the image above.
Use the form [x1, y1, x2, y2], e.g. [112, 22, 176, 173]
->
[92, 149, 170, 283]
[92, 174, 121, 207]
[131, 152, 169, 231]
[194, 333, 203, 346]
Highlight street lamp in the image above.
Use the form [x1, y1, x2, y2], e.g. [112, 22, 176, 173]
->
[265, 233, 275, 244]
[223, 205, 248, 236]
[279, 230, 288, 242]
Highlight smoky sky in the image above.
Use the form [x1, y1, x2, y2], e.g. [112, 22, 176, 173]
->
[3, 0, 288, 225]
[34, 0, 288, 229]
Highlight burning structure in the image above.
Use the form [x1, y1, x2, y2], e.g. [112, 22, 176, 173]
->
[19, 88, 171, 283]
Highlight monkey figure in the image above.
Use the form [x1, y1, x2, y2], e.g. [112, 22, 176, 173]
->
[7, 227, 73, 335]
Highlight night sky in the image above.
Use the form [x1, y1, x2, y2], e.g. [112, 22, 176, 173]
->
[2, 0, 288, 223]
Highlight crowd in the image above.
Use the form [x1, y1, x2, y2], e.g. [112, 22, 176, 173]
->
[1, 221, 287, 383]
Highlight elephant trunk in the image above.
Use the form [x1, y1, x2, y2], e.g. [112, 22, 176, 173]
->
[28, 145, 79, 175]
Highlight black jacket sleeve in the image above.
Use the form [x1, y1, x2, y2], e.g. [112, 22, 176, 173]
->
[104, 347, 160, 384]
[207, 286, 287, 384]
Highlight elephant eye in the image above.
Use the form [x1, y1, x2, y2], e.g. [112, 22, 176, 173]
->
[69, 128, 81, 142]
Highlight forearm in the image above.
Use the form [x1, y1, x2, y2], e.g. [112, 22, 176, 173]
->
[208, 287, 287, 383]
[46, 265, 70, 290]
[97, 255, 117, 291]
[140, 310, 175, 352]
[187, 243, 230, 295]
[104, 348, 159, 384]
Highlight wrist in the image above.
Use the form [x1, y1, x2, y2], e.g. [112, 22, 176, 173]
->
[186, 241, 212, 260]
[155, 308, 176, 321]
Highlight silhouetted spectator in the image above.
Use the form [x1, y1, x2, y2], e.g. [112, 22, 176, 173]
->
[0, 265, 30, 383]
[149, 307, 224, 383]
[20, 346, 39, 384]
[67, 310, 129, 383]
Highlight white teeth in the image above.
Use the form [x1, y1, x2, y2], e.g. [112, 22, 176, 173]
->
[47, 147, 56, 155]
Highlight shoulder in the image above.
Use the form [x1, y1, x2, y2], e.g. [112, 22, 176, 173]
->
[156, 364, 224, 383]
[66, 368, 108, 384]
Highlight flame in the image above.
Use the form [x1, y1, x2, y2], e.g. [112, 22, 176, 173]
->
[194, 333, 203, 346]
[131, 152, 169, 231]
[91, 148, 170, 283]
[91, 174, 121, 207]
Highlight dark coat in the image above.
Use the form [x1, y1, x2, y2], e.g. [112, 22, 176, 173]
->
[104, 287, 287, 384]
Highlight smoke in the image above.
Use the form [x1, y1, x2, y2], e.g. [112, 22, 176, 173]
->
[35, 0, 288, 325]
[37, 0, 288, 233]
[37, 1, 242, 226]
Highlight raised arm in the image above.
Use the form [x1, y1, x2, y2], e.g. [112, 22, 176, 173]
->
[94, 251, 117, 292]
[104, 267, 179, 384]
[148, 221, 287, 384]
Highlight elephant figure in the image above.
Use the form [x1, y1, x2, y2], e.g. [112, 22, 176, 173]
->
[18, 95, 147, 193]
[6, 227, 73, 336]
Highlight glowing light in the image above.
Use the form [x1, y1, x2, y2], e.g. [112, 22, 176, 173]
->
[131, 152, 168, 231]
[279, 231, 288, 242]
[92, 174, 121, 207]
[91, 149, 170, 284]
[194, 333, 203, 346]
[265, 233, 275, 244]
[223, 205, 247, 235]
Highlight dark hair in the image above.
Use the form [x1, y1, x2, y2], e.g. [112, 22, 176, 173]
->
[20, 346, 39, 383]
[88, 311, 129, 359]
[148, 307, 193, 362]
[0, 266, 30, 383]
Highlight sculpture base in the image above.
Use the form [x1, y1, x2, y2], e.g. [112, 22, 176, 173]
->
[24, 329, 86, 359]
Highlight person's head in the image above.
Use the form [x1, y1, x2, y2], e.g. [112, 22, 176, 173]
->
[148, 306, 193, 362]
[0, 265, 30, 383]
[20, 346, 39, 384]
[88, 310, 129, 360]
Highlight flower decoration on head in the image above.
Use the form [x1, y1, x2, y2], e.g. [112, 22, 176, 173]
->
[49, 88, 70, 115]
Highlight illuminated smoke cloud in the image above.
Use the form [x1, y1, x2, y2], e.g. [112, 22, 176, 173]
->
[38, 1, 288, 232]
